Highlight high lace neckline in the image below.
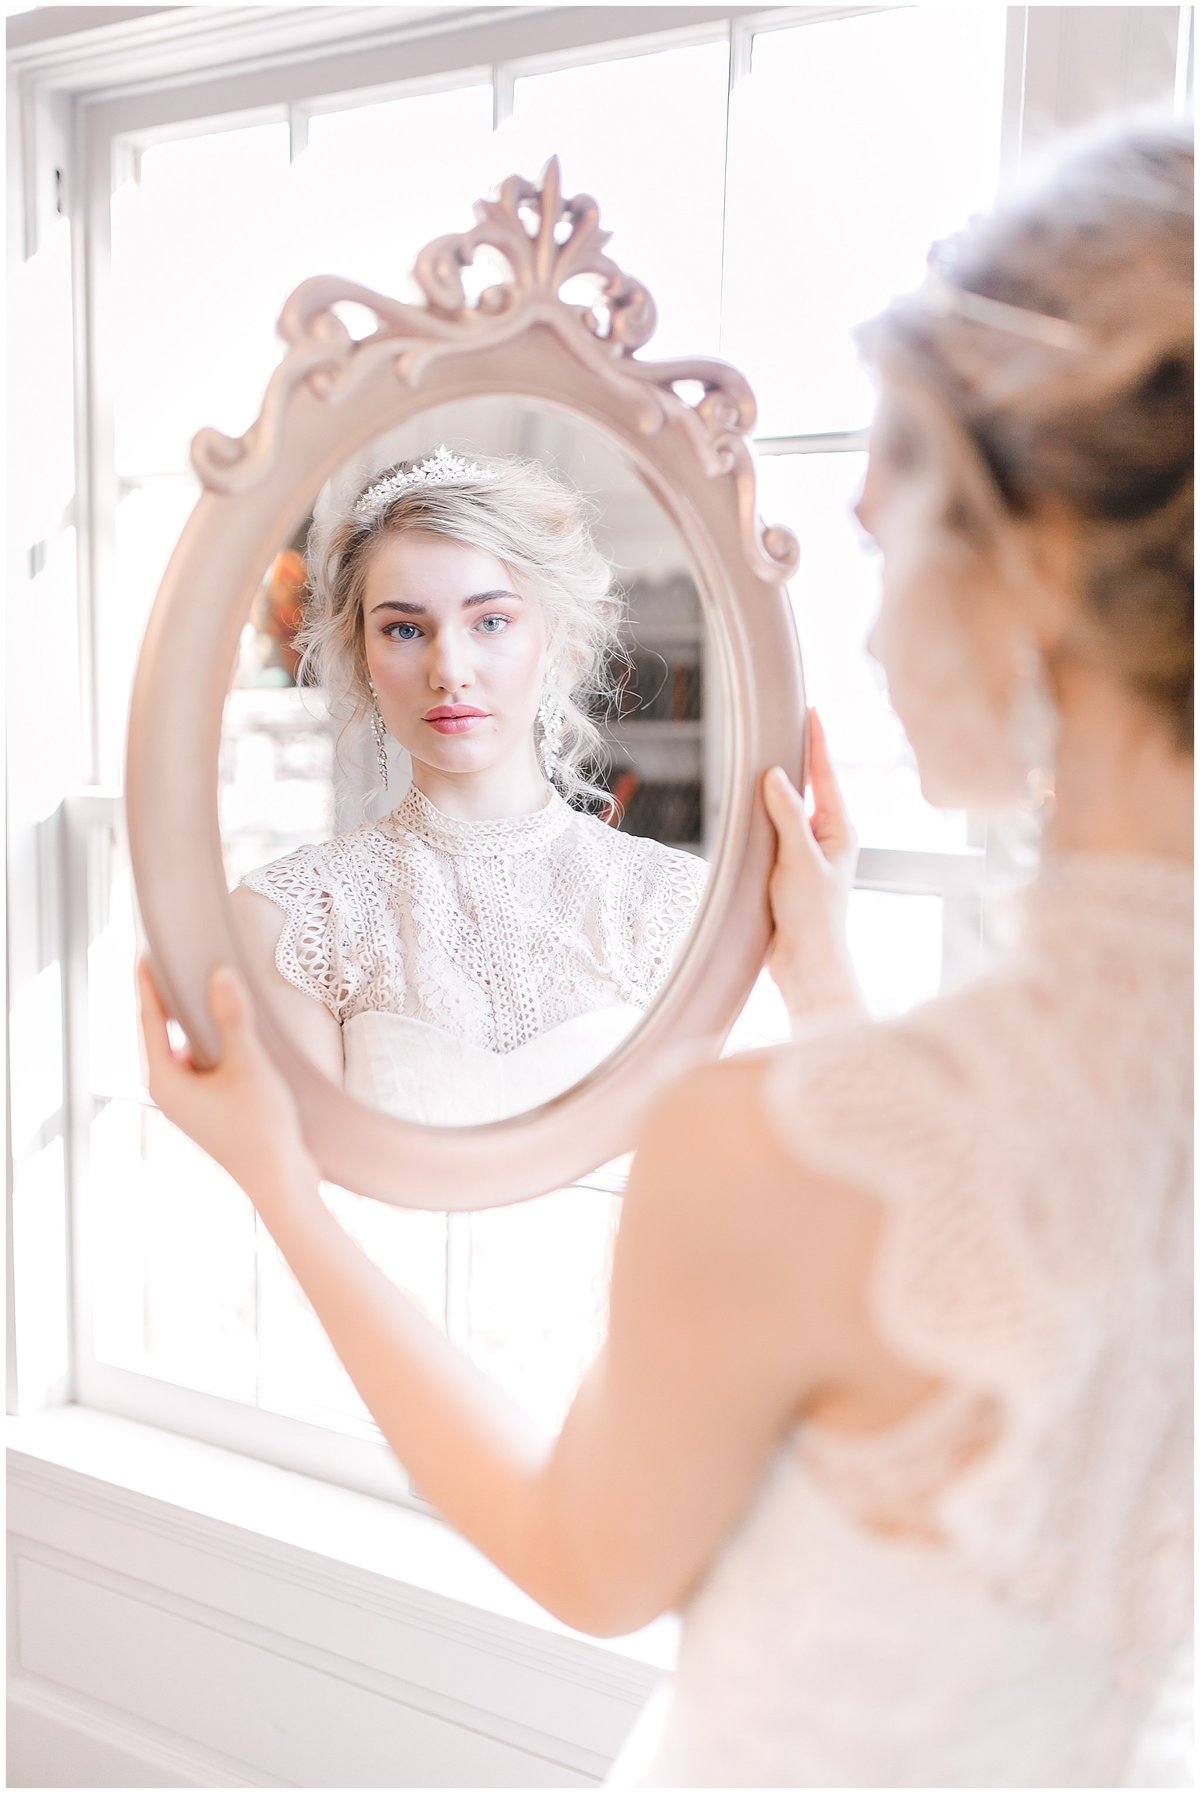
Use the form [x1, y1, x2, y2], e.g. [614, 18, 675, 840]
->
[382, 780, 576, 858]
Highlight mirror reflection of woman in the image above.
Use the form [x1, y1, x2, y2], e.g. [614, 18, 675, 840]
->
[141, 116, 1192, 1786]
[232, 451, 707, 1124]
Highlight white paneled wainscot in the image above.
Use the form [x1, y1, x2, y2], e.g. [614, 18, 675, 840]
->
[7, 1411, 672, 1788]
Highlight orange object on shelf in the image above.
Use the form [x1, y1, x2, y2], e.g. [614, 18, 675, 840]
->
[250, 548, 309, 682]
[605, 769, 641, 826]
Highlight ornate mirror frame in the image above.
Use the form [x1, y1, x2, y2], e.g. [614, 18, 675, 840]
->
[126, 159, 807, 1209]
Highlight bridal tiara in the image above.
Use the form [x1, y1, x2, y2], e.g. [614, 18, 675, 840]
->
[915, 269, 1090, 353]
[354, 446, 496, 516]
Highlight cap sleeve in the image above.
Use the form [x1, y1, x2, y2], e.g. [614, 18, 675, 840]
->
[627, 841, 709, 1000]
[240, 843, 364, 1024]
[761, 1003, 1060, 1409]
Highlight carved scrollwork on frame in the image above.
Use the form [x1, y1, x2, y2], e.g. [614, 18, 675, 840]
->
[413, 158, 659, 346]
[189, 156, 800, 582]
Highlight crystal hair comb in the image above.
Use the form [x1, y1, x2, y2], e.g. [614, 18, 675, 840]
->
[353, 445, 495, 515]
[916, 269, 1090, 353]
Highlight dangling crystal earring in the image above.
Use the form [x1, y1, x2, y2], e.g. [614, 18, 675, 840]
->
[537, 684, 566, 782]
[367, 681, 389, 790]
[1009, 640, 1058, 813]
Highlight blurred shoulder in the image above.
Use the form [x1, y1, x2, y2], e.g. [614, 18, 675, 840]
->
[758, 968, 1051, 1194]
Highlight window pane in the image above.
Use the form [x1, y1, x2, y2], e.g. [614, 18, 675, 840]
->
[302, 84, 496, 296]
[111, 122, 299, 475]
[724, 7, 1007, 434]
[84, 803, 259, 1396]
[86, 811, 143, 1102]
[111, 86, 498, 479]
[847, 888, 944, 1017]
[728, 885, 946, 1041]
[756, 449, 969, 853]
[256, 1191, 449, 1435]
[507, 39, 730, 360]
[101, 475, 198, 790]
[89, 1099, 259, 1401]
[467, 1188, 620, 1433]
[727, 967, 792, 1051]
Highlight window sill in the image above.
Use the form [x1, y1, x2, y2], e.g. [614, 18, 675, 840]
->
[6, 1404, 679, 1675]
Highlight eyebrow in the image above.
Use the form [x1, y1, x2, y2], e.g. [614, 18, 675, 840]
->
[369, 590, 523, 616]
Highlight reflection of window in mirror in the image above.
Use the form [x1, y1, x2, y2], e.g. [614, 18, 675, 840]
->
[65, 6, 1020, 1492]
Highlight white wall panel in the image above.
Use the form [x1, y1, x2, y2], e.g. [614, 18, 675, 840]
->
[14, 1551, 588, 1787]
[8, 1671, 287, 1788]
[7, 1441, 658, 1788]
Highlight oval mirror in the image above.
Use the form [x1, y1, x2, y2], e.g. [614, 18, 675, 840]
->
[126, 160, 806, 1207]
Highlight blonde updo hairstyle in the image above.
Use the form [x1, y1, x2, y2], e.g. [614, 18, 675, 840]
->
[859, 114, 1193, 750]
[299, 453, 625, 808]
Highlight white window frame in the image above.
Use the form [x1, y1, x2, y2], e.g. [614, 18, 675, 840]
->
[8, 5, 1188, 1503]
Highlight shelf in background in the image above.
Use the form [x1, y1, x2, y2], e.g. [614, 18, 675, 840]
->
[625, 621, 704, 645]
[610, 720, 703, 741]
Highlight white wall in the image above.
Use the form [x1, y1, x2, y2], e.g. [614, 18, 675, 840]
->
[8, 1413, 664, 1788]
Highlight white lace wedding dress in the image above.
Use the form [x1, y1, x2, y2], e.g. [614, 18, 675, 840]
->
[609, 853, 1193, 1788]
[242, 783, 708, 1123]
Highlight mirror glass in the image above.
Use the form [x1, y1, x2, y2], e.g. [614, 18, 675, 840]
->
[219, 399, 723, 1125]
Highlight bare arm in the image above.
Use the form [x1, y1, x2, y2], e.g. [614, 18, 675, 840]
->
[228, 885, 344, 1085]
[139, 966, 938, 1637]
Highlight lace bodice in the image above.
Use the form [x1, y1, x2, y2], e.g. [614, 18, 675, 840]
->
[241, 784, 707, 1054]
[613, 854, 1193, 1788]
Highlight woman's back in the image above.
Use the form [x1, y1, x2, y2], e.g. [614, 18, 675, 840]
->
[615, 853, 1192, 1787]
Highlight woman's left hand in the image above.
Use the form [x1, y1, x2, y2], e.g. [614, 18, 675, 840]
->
[137, 959, 319, 1209]
[763, 708, 865, 1022]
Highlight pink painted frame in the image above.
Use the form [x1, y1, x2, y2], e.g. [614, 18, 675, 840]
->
[126, 160, 807, 1210]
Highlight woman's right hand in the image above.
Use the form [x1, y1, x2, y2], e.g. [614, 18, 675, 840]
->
[763, 709, 866, 1024]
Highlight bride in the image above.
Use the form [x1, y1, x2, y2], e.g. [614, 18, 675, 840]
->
[232, 448, 708, 1123]
[143, 114, 1191, 1785]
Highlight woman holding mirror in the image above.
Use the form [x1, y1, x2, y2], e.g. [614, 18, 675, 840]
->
[232, 449, 707, 1125]
[140, 115, 1192, 1785]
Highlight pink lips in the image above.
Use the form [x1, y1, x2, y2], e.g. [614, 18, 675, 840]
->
[423, 706, 489, 735]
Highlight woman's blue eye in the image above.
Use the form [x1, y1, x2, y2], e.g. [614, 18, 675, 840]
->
[388, 622, 422, 642]
[478, 615, 509, 634]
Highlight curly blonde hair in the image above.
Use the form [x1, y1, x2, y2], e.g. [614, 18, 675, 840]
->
[298, 453, 626, 808]
[859, 113, 1193, 749]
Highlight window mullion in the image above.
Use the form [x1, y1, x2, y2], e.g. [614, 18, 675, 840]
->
[854, 845, 985, 900]
[76, 100, 118, 789]
[1000, 5, 1030, 179]
[287, 101, 309, 162]
[62, 795, 107, 1408]
[753, 430, 870, 456]
[940, 873, 985, 994]
[492, 58, 514, 132]
[716, 13, 751, 357]
[1175, 4, 1194, 114]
